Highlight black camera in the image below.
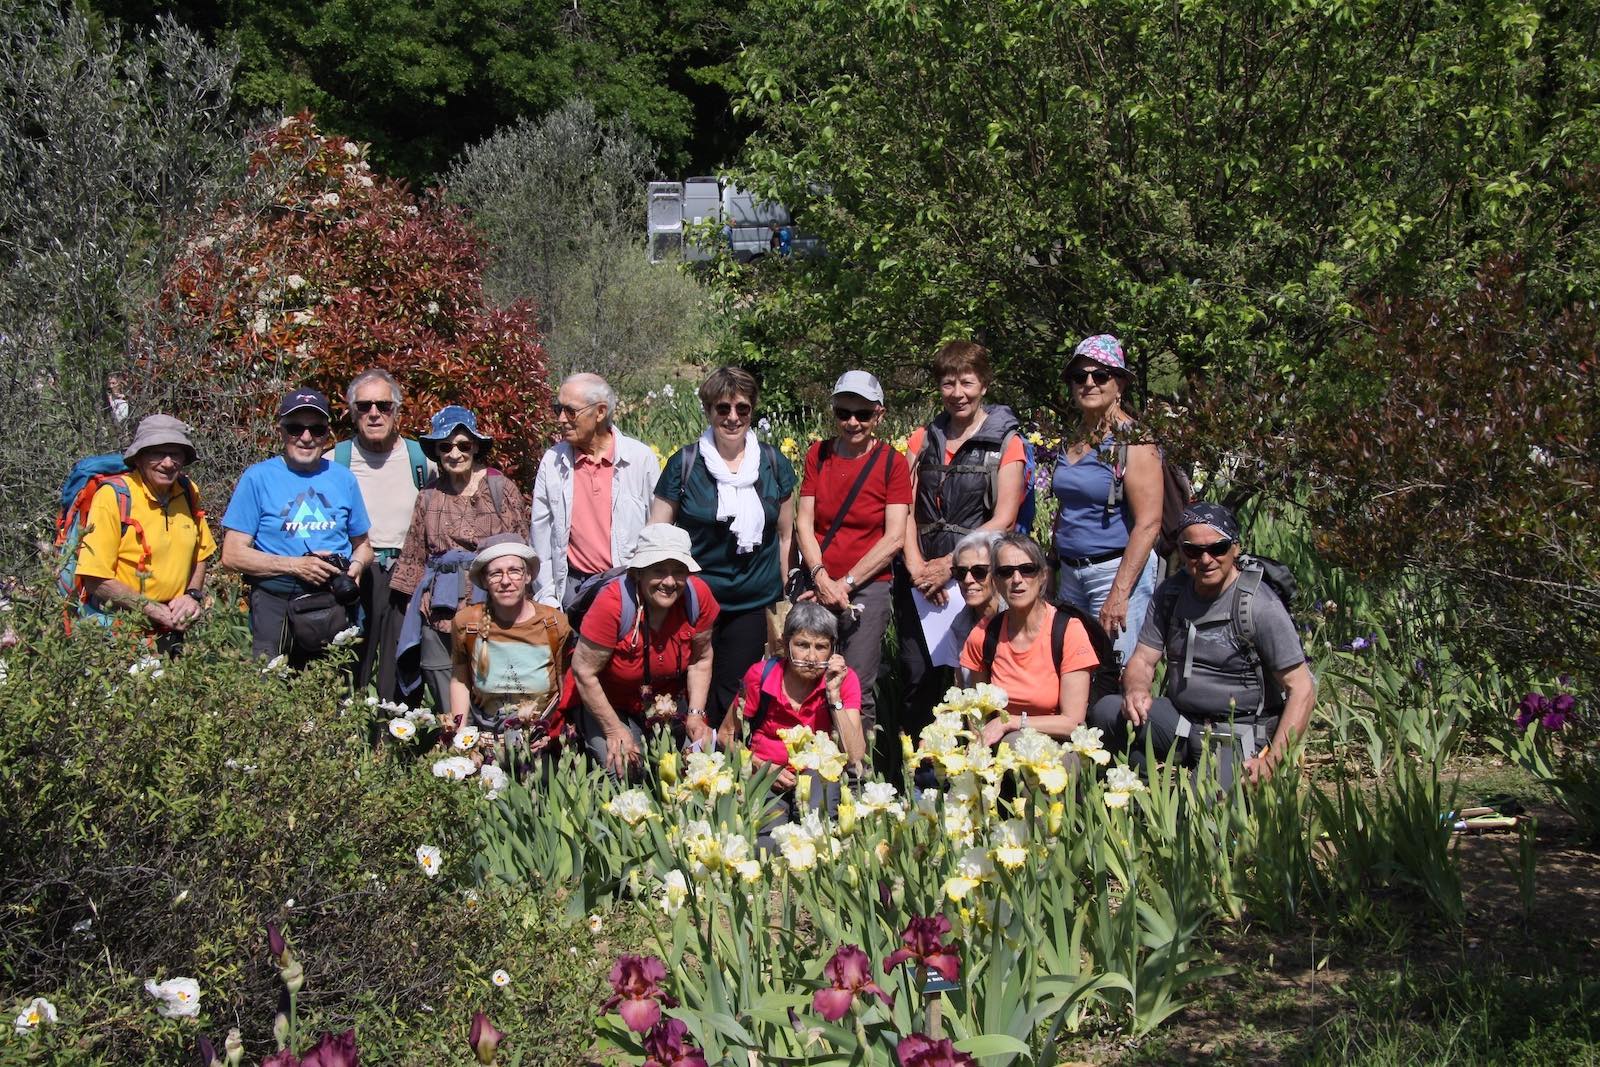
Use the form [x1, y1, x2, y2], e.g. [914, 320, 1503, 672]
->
[315, 552, 362, 606]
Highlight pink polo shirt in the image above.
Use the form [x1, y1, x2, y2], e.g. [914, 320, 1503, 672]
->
[568, 435, 617, 574]
[741, 658, 863, 770]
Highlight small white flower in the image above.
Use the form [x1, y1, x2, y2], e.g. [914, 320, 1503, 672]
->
[357, 175, 374, 188]
[431, 756, 476, 780]
[1105, 766, 1146, 794]
[587, 913, 604, 933]
[286, 273, 307, 289]
[405, 708, 438, 728]
[71, 918, 92, 934]
[478, 763, 508, 798]
[365, 695, 381, 706]
[415, 844, 442, 877]
[172, 889, 190, 906]
[128, 655, 163, 678]
[291, 310, 316, 327]
[14, 997, 57, 1034]
[660, 383, 675, 398]
[425, 300, 440, 315]
[388, 717, 416, 740]
[318, 192, 340, 208]
[660, 870, 688, 915]
[491, 969, 511, 988]
[278, 116, 294, 129]
[342, 141, 360, 157]
[145, 977, 202, 1018]
[285, 898, 296, 908]
[262, 654, 289, 675]
[404, 205, 419, 216]
[453, 726, 482, 751]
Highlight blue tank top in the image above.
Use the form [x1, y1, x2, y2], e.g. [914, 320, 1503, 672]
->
[1051, 436, 1133, 558]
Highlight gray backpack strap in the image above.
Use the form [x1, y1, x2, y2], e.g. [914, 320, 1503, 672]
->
[1230, 564, 1267, 714]
[1106, 441, 1128, 512]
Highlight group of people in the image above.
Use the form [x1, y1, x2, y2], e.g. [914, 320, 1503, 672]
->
[73, 336, 1313, 799]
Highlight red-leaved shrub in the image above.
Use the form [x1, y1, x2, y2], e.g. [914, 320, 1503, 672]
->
[143, 112, 554, 486]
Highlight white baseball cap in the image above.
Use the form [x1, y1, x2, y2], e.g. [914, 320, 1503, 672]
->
[831, 370, 884, 404]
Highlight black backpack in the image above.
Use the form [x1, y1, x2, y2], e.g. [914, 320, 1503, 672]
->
[1153, 554, 1299, 715]
[979, 604, 1122, 709]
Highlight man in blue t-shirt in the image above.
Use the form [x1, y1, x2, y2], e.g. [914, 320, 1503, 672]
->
[221, 387, 374, 663]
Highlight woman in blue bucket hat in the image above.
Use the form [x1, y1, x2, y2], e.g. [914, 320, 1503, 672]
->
[392, 406, 527, 711]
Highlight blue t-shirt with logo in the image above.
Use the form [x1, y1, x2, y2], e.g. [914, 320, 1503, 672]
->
[222, 456, 371, 557]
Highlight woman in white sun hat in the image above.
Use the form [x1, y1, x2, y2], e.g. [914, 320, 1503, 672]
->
[571, 523, 720, 777]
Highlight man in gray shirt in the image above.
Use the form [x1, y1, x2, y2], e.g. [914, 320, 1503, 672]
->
[1089, 502, 1315, 788]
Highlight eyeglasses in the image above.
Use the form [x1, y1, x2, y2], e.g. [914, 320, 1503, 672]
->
[994, 562, 1043, 580]
[1180, 538, 1235, 560]
[833, 406, 877, 424]
[713, 401, 753, 418]
[354, 400, 395, 414]
[438, 440, 476, 455]
[1066, 368, 1115, 387]
[282, 422, 330, 439]
[552, 400, 599, 420]
[486, 566, 528, 583]
[952, 564, 991, 582]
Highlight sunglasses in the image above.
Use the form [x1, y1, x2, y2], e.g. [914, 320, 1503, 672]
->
[1066, 368, 1115, 387]
[952, 564, 991, 582]
[1180, 538, 1236, 560]
[994, 562, 1043, 580]
[713, 401, 753, 418]
[282, 422, 330, 439]
[551, 400, 599, 419]
[437, 439, 477, 455]
[354, 400, 395, 414]
[833, 406, 877, 423]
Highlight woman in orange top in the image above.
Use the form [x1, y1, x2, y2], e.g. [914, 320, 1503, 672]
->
[960, 533, 1100, 747]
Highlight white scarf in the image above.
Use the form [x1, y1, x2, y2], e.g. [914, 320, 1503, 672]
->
[698, 428, 765, 553]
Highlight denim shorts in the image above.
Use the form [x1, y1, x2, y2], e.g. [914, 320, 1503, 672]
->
[1056, 552, 1159, 665]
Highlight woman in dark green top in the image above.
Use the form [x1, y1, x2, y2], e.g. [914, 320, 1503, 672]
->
[651, 367, 796, 723]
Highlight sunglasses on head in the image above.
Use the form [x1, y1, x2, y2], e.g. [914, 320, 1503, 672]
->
[833, 405, 877, 423]
[1066, 368, 1115, 387]
[995, 562, 1042, 580]
[952, 564, 991, 583]
[354, 399, 395, 414]
[1180, 537, 1235, 560]
[713, 401, 753, 418]
[438, 439, 476, 455]
[551, 400, 599, 419]
[282, 421, 329, 439]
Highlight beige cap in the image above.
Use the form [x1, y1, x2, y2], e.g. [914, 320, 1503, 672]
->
[469, 535, 540, 588]
[625, 524, 701, 572]
[124, 414, 197, 464]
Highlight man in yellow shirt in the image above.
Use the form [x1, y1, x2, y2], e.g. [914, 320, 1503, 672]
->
[75, 415, 216, 650]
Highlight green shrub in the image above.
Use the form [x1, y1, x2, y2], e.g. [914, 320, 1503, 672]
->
[0, 580, 629, 1064]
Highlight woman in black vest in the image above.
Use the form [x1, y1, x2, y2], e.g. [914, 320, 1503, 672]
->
[892, 341, 1028, 758]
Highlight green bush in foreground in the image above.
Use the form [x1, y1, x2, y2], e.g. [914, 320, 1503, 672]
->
[0, 585, 627, 1064]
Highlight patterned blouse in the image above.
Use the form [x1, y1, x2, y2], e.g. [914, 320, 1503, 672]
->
[390, 473, 527, 609]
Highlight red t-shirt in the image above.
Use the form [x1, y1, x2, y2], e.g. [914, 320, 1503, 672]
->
[800, 439, 913, 583]
[579, 575, 720, 718]
[740, 658, 864, 769]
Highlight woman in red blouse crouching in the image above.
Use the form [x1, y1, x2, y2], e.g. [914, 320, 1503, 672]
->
[572, 524, 719, 777]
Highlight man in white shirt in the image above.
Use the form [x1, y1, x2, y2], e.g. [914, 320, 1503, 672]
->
[531, 373, 660, 609]
[331, 368, 432, 696]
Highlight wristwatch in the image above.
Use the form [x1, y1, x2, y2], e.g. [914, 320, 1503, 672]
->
[843, 574, 857, 590]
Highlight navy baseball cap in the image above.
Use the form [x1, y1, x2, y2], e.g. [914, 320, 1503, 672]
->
[277, 388, 332, 420]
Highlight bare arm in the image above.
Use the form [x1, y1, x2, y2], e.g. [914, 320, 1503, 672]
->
[221, 529, 340, 585]
[448, 661, 473, 732]
[1119, 642, 1163, 726]
[715, 689, 745, 751]
[1101, 443, 1162, 636]
[572, 636, 640, 774]
[1246, 662, 1317, 785]
[648, 495, 677, 524]
[683, 629, 714, 747]
[978, 459, 1025, 533]
[776, 496, 795, 591]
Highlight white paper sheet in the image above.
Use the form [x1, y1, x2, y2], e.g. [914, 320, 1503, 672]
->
[914, 581, 969, 668]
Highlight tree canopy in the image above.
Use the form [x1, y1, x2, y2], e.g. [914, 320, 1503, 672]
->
[90, 0, 753, 181]
[724, 0, 1600, 404]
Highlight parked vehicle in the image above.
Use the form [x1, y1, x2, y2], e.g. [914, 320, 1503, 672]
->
[647, 178, 820, 263]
